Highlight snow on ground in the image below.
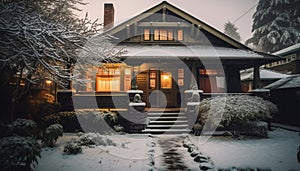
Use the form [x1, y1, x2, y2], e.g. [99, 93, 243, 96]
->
[34, 133, 152, 171]
[34, 128, 300, 171]
[189, 128, 300, 171]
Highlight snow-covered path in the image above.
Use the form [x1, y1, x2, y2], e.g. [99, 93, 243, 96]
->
[153, 136, 199, 171]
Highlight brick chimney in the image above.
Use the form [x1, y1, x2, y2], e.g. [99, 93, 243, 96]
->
[104, 3, 114, 30]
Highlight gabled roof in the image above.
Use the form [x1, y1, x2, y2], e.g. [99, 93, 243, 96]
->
[264, 74, 300, 89]
[104, 1, 250, 50]
[273, 43, 300, 56]
[241, 68, 290, 81]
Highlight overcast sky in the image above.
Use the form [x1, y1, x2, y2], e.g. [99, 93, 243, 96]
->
[76, 0, 259, 43]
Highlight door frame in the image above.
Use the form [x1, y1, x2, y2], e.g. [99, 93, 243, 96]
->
[147, 65, 177, 108]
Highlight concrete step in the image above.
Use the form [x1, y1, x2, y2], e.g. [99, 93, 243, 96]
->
[148, 120, 188, 125]
[148, 116, 187, 121]
[144, 112, 190, 134]
[142, 128, 191, 134]
[146, 124, 189, 129]
[147, 113, 187, 117]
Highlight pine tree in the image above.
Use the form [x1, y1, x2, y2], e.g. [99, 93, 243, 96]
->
[246, 0, 300, 53]
[224, 21, 241, 42]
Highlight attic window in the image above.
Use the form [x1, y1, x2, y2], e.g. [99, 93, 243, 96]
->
[177, 29, 183, 41]
[154, 29, 173, 41]
[144, 29, 150, 40]
[143, 28, 183, 42]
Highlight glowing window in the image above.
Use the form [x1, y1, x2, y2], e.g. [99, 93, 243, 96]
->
[160, 72, 172, 89]
[160, 30, 168, 40]
[153, 29, 174, 41]
[96, 67, 121, 92]
[96, 77, 120, 92]
[154, 29, 160, 40]
[144, 29, 150, 40]
[167, 29, 173, 40]
[177, 29, 183, 41]
[124, 68, 132, 91]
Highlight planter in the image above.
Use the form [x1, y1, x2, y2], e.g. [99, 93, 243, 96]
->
[186, 102, 200, 128]
[127, 90, 143, 102]
[186, 102, 200, 112]
[129, 102, 146, 112]
[184, 90, 203, 104]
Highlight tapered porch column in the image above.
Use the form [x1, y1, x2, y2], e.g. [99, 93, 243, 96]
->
[252, 66, 261, 89]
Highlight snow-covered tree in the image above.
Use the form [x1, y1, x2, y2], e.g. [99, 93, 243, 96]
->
[223, 21, 241, 42]
[0, 0, 123, 119]
[246, 0, 300, 53]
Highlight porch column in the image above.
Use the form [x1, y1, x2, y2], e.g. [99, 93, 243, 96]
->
[190, 64, 198, 89]
[252, 66, 261, 89]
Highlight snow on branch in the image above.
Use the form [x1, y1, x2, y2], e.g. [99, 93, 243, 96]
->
[0, 1, 122, 89]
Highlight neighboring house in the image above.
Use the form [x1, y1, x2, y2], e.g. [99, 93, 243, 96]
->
[240, 68, 289, 92]
[264, 75, 300, 126]
[59, 1, 280, 111]
[266, 43, 300, 74]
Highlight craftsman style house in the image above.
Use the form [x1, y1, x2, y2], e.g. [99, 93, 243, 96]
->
[60, 1, 279, 111]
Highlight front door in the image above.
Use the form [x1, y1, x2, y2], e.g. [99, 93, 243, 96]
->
[148, 67, 177, 108]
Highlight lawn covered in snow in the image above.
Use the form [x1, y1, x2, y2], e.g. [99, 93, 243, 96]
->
[189, 128, 300, 171]
[34, 128, 300, 171]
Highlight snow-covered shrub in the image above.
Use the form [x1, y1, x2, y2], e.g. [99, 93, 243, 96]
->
[76, 133, 96, 146]
[0, 136, 41, 170]
[76, 110, 118, 133]
[63, 142, 82, 155]
[42, 124, 63, 147]
[114, 124, 125, 132]
[75, 133, 116, 146]
[193, 123, 202, 136]
[12, 118, 38, 137]
[198, 95, 278, 132]
[48, 111, 119, 133]
[99, 111, 118, 127]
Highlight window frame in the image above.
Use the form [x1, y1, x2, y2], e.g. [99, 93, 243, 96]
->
[143, 28, 182, 42]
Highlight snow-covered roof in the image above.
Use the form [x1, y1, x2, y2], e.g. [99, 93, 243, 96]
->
[264, 74, 300, 89]
[120, 45, 267, 59]
[241, 68, 290, 81]
[273, 43, 300, 56]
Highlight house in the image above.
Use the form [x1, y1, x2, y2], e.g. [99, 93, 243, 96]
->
[240, 68, 289, 92]
[264, 75, 300, 126]
[58, 1, 280, 112]
[265, 43, 300, 74]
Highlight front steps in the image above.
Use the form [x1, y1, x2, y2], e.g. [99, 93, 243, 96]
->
[142, 112, 191, 134]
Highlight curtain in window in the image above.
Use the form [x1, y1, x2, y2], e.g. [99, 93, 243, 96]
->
[96, 77, 120, 91]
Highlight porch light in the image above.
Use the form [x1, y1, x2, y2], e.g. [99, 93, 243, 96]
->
[45, 80, 52, 85]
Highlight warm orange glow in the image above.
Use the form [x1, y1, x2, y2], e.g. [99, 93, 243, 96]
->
[45, 80, 52, 85]
[162, 75, 170, 80]
[199, 69, 220, 75]
[144, 29, 150, 40]
[177, 29, 183, 41]
[160, 72, 172, 89]
[154, 29, 159, 40]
